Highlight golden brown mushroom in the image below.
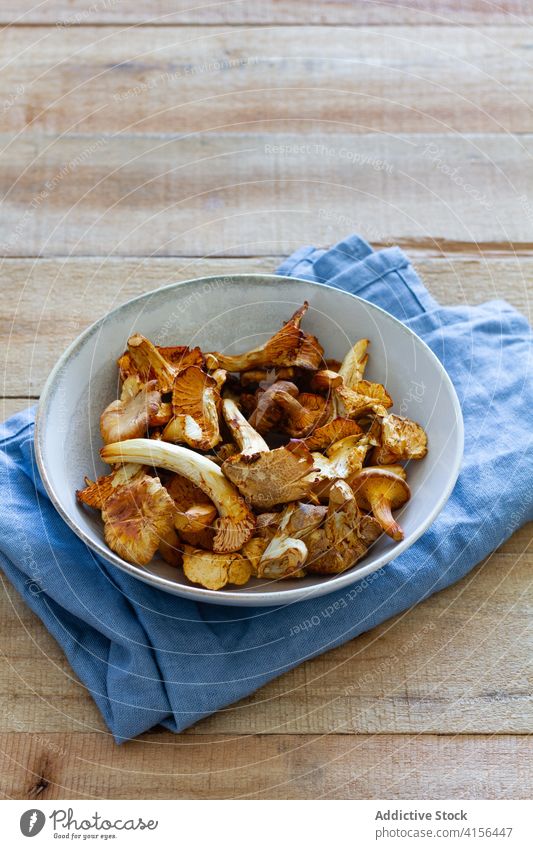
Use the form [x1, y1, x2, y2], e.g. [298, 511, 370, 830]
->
[163, 365, 222, 451]
[372, 413, 428, 464]
[335, 379, 393, 419]
[257, 502, 326, 579]
[165, 476, 218, 550]
[302, 417, 362, 451]
[120, 374, 143, 402]
[240, 366, 299, 388]
[350, 468, 410, 541]
[309, 369, 343, 394]
[182, 547, 252, 591]
[317, 339, 393, 419]
[221, 400, 315, 509]
[205, 303, 324, 372]
[156, 344, 204, 371]
[100, 380, 162, 445]
[76, 463, 144, 510]
[100, 439, 256, 553]
[126, 334, 178, 392]
[247, 380, 299, 434]
[306, 432, 377, 500]
[158, 525, 183, 568]
[364, 463, 407, 480]
[102, 474, 176, 566]
[273, 390, 332, 438]
[338, 338, 369, 386]
[148, 401, 172, 428]
[306, 480, 381, 574]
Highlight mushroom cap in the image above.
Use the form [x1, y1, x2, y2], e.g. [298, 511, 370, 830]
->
[158, 525, 183, 568]
[76, 463, 144, 510]
[309, 369, 343, 394]
[364, 463, 407, 480]
[100, 380, 161, 444]
[174, 503, 218, 535]
[257, 536, 308, 580]
[351, 468, 411, 510]
[335, 379, 393, 419]
[302, 417, 362, 451]
[255, 512, 281, 539]
[222, 441, 315, 509]
[274, 389, 331, 438]
[126, 333, 177, 392]
[163, 365, 221, 450]
[240, 536, 269, 576]
[102, 474, 176, 566]
[248, 380, 299, 433]
[338, 338, 369, 387]
[148, 400, 172, 428]
[182, 547, 252, 590]
[206, 302, 324, 372]
[306, 480, 368, 574]
[374, 413, 428, 463]
[156, 344, 204, 370]
[240, 366, 299, 388]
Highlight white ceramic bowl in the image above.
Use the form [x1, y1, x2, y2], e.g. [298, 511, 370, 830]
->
[35, 274, 463, 606]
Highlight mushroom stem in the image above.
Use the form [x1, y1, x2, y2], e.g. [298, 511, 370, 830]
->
[368, 494, 404, 541]
[222, 399, 269, 456]
[127, 333, 177, 392]
[100, 438, 255, 552]
[350, 468, 410, 542]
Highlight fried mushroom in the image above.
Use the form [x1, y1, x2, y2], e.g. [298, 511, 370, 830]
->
[100, 380, 161, 444]
[102, 474, 176, 566]
[372, 413, 428, 464]
[100, 438, 256, 552]
[257, 502, 326, 580]
[350, 467, 410, 541]
[221, 400, 315, 509]
[182, 547, 252, 590]
[206, 303, 324, 372]
[163, 365, 222, 450]
[306, 480, 382, 574]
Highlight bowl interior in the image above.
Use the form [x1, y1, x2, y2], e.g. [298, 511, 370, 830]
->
[36, 275, 463, 606]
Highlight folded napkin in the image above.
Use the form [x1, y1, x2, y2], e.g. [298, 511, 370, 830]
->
[1, 234, 532, 743]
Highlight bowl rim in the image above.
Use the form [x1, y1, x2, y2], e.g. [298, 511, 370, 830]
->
[35, 273, 464, 607]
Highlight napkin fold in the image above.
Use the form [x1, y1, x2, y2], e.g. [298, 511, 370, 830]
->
[1, 234, 532, 742]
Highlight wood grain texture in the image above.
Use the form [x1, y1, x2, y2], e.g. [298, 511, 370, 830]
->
[1, 254, 531, 395]
[2, 26, 531, 134]
[1, 0, 532, 803]
[0, 537, 530, 736]
[0, 133, 531, 258]
[2, 1, 532, 26]
[1, 732, 532, 800]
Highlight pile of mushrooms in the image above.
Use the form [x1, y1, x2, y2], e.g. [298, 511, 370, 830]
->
[77, 303, 428, 590]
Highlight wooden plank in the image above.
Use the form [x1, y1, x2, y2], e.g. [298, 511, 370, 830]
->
[0, 133, 532, 259]
[0, 398, 36, 419]
[1, 1, 531, 26]
[1, 731, 531, 799]
[2, 26, 531, 134]
[1, 254, 531, 396]
[0, 543, 530, 736]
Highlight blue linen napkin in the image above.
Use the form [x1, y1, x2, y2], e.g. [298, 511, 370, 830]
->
[1, 234, 532, 743]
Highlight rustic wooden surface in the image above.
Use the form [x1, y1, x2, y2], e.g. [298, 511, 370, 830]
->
[0, 1, 531, 800]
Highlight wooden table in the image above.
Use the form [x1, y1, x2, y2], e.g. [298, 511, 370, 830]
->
[1, 1, 531, 800]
